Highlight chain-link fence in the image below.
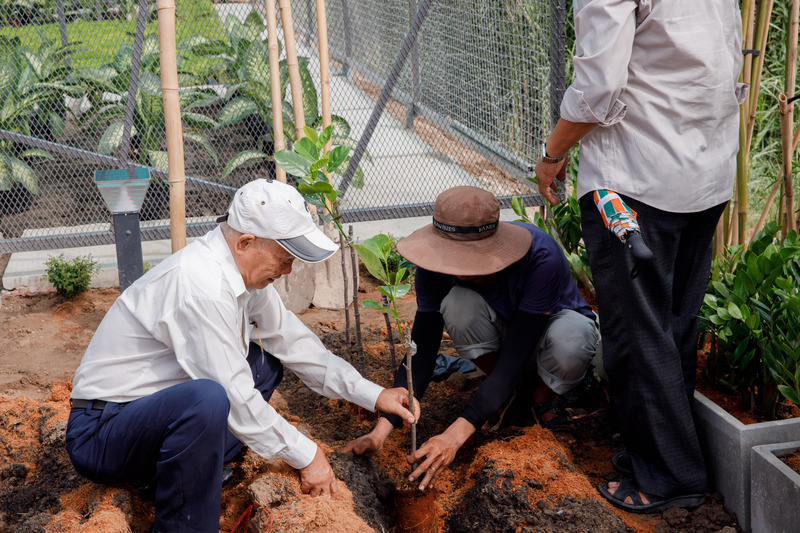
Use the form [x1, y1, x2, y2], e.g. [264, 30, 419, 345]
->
[0, 0, 563, 253]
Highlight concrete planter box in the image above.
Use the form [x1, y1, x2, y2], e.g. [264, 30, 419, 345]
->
[750, 441, 800, 533]
[693, 391, 800, 532]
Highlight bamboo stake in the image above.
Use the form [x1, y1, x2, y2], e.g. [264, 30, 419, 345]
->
[779, 93, 797, 233]
[264, 0, 287, 183]
[741, 0, 755, 106]
[155, 0, 186, 252]
[315, 0, 332, 152]
[278, 0, 306, 140]
[787, 0, 800, 233]
[752, 119, 800, 237]
[746, 0, 774, 148]
[382, 294, 397, 370]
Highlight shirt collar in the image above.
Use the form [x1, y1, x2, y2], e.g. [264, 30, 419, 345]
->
[207, 226, 248, 298]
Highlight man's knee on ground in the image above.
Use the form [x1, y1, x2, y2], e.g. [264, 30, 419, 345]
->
[182, 379, 231, 428]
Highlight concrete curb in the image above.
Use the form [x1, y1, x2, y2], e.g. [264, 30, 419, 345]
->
[750, 441, 800, 533]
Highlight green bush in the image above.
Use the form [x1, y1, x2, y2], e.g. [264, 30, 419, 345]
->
[44, 253, 99, 298]
[699, 222, 800, 418]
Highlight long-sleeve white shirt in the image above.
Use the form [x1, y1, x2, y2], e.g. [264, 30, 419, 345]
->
[71, 226, 382, 469]
[562, 0, 745, 213]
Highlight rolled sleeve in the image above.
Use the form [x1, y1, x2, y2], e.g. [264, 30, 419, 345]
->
[561, 0, 637, 125]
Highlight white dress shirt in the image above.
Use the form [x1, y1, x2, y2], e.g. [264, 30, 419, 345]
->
[71, 226, 383, 469]
[562, 0, 746, 213]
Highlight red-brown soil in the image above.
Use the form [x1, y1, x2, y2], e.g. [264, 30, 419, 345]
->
[0, 274, 742, 532]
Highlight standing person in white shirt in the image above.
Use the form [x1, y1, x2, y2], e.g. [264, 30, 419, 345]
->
[66, 178, 419, 532]
[534, 0, 745, 514]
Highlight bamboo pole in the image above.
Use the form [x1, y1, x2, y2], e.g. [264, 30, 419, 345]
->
[746, 0, 774, 148]
[264, 0, 287, 183]
[784, 0, 799, 234]
[752, 119, 800, 237]
[155, 0, 186, 252]
[316, 0, 332, 152]
[278, 0, 306, 140]
[779, 93, 797, 233]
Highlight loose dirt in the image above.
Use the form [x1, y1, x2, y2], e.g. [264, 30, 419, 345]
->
[0, 273, 742, 532]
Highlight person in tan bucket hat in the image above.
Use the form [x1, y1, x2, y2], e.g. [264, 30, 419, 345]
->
[343, 186, 599, 490]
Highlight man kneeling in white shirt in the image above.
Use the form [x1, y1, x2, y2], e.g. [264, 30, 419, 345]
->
[66, 179, 419, 533]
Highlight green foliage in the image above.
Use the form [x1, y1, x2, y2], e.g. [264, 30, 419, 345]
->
[699, 222, 800, 417]
[45, 253, 99, 298]
[75, 32, 219, 170]
[352, 233, 414, 342]
[273, 124, 350, 236]
[0, 34, 79, 194]
[195, 12, 368, 182]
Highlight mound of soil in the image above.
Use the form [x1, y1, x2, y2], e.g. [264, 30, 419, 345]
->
[0, 275, 743, 532]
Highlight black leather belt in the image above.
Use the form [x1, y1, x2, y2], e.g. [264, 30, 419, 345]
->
[70, 399, 110, 410]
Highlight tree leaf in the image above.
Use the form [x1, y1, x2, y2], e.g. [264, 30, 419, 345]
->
[221, 150, 268, 179]
[273, 150, 311, 178]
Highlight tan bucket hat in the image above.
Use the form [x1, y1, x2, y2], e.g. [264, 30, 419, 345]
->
[396, 186, 533, 276]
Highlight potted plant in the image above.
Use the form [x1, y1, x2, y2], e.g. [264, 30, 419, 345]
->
[695, 221, 800, 531]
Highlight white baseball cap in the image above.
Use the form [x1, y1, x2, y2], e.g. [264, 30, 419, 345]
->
[219, 179, 338, 263]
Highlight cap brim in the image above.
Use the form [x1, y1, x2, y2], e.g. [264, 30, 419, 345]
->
[278, 227, 338, 263]
[396, 222, 532, 276]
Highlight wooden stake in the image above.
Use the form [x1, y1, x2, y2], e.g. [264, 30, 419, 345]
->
[315, 0, 332, 152]
[340, 232, 351, 353]
[264, 0, 287, 183]
[780, 93, 797, 234]
[278, 0, 306, 140]
[382, 294, 397, 370]
[155, 0, 186, 252]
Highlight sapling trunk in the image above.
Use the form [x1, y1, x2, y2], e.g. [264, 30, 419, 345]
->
[406, 338, 417, 466]
[382, 294, 397, 369]
[349, 226, 366, 376]
[340, 233, 351, 353]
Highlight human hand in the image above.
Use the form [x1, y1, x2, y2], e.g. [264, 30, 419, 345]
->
[375, 387, 420, 427]
[339, 418, 394, 457]
[299, 446, 338, 497]
[406, 418, 476, 491]
[534, 157, 567, 205]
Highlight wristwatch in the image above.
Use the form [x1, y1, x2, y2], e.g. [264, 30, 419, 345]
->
[541, 142, 566, 164]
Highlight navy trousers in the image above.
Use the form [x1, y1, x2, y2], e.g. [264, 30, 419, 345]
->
[66, 342, 283, 532]
[580, 193, 726, 499]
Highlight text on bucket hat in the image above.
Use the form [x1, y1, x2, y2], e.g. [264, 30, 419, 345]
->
[396, 186, 532, 276]
[219, 179, 337, 263]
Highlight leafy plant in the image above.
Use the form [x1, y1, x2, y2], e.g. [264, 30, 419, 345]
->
[512, 174, 593, 298]
[183, 12, 368, 181]
[699, 221, 800, 418]
[0, 34, 79, 195]
[274, 124, 350, 235]
[75, 32, 219, 171]
[352, 233, 418, 457]
[45, 253, 99, 298]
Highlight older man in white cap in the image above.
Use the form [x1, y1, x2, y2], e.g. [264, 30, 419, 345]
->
[66, 179, 419, 532]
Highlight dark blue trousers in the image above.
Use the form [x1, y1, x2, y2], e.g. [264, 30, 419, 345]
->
[580, 193, 726, 499]
[66, 343, 283, 532]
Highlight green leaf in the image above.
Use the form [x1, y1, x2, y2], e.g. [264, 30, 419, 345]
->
[728, 301, 743, 320]
[293, 137, 319, 162]
[217, 97, 258, 128]
[221, 150, 268, 179]
[326, 145, 350, 174]
[183, 131, 219, 165]
[18, 148, 54, 161]
[778, 384, 800, 407]
[361, 299, 391, 313]
[147, 150, 169, 170]
[97, 122, 126, 155]
[273, 150, 311, 178]
[352, 242, 389, 283]
[7, 156, 39, 194]
[303, 126, 318, 145]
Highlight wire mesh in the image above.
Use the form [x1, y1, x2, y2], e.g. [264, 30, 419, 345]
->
[0, 0, 561, 253]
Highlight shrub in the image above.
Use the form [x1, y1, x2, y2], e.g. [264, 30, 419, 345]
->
[699, 222, 800, 418]
[44, 254, 100, 298]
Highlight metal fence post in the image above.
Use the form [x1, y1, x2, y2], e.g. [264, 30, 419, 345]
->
[549, 0, 566, 127]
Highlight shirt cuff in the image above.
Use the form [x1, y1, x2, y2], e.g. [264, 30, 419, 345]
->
[350, 378, 384, 411]
[275, 429, 318, 470]
[560, 86, 627, 126]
